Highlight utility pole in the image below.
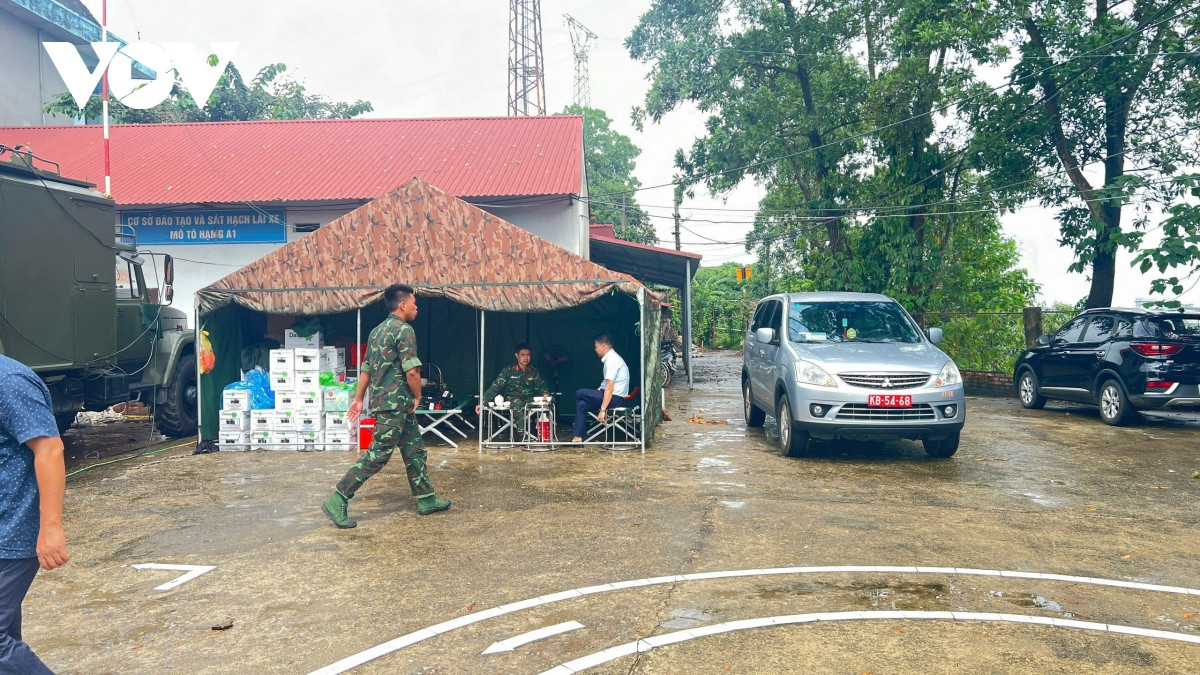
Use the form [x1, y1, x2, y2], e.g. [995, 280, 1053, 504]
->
[564, 14, 597, 108]
[508, 0, 546, 116]
[620, 193, 627, 236]
[673, 186, 682, 251]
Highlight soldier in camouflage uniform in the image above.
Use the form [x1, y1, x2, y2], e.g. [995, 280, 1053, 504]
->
[321, 284, 451, 528]
[475, 343, 550, 434]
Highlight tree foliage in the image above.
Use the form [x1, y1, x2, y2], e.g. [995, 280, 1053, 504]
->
[691, 263, 769, 348]
[45, 61, 373, 123]
[627, 0, 1038, 315]
[967, 0, 1200, 307]
[563, 105, 658, 244]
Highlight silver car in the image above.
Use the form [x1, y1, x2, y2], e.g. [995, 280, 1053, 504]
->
[742, 292, 966, 458]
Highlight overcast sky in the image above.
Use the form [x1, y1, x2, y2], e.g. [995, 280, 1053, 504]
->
[79, 0, 1197, 307]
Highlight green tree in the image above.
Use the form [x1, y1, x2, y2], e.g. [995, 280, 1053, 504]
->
[967, 0, 1200, 307]
[627, 0, 1036, 314]
[691, 263, 769, 348]
[562, 105, 657, 244]
[45, 61, 373, 123]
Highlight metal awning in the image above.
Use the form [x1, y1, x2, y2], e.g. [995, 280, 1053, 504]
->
[589, 233, 702, 388]
[588, 235, 701, 288]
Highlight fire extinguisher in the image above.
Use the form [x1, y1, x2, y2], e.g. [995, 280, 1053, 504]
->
[538, 411, 550, 442]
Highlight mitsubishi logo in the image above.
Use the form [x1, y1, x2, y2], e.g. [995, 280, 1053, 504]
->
[881, 377, 893, 388]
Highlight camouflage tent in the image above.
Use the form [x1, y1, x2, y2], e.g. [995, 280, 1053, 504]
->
[196, 178, 664, 445]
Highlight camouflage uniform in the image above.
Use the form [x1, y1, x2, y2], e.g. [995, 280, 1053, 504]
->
[335, 315, 434, 499]
[483, 364, 549, 429]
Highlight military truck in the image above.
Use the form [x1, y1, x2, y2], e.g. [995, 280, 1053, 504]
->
[0, 146, 197, 437]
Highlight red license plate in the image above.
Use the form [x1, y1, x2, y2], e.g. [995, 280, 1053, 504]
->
[868, 395, 912, 408]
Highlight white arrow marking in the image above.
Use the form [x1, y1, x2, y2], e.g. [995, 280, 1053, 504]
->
[132, 563, 216, 591]
[482, 621, 585, 655]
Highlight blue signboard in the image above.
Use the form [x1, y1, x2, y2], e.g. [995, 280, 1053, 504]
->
[120, 208, 287, 245]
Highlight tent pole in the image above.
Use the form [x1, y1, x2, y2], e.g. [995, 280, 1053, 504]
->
[478, 310, 485, 453]
[194, 295, 203, 443]
[639, 288, 646, 454]
[684, 258, 694, 389]
[356, 308, 362, 377]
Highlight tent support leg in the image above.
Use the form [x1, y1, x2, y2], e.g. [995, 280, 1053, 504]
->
[684, 259, 694, 389]
[639, 288, 646, 454]
[194, 295, 203, 443]
[356, 309, 362, 377]
[478, 310, 485, 453]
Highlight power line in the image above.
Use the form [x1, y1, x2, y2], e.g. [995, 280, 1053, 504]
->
[588, 123, 1200, 218]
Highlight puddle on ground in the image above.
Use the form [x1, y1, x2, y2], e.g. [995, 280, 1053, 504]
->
[660, 608, 716, 629]
[1022, 492, 1059, 507]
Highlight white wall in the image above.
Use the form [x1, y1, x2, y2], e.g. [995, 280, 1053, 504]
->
[473, 195, 587, 255]
[0, 8, 76, 126]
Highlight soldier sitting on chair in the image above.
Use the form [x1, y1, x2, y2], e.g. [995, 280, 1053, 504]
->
[476, 343, 550, 431]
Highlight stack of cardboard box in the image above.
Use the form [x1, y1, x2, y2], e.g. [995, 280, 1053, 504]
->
[219, 332, 353, 451]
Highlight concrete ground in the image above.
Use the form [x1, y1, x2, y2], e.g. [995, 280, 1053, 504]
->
[27, 351, 1200, 674]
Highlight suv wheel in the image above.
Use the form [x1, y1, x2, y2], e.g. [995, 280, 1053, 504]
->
[743, 379, 765, 428]
[777, 394, 811, 457]
[1098, 378, 1135, 426]
[923, 432, 960, 458]
[1017, 370, 1046, 409]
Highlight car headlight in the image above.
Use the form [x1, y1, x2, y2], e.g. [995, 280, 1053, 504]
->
[795, 360, 837, 388]
[936, 360, 962, 387]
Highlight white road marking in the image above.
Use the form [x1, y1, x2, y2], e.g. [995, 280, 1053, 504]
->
[309, 566, 1200, 674]
[538, 611, 1200, 674]
[481, 621, 586, 655]
[132, 563, 216, 591]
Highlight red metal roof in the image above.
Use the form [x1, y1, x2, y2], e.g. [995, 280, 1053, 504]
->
[0, 116, 583, 205]
[590, 227, 700, 258]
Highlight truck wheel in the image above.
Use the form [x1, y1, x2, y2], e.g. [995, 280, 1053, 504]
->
[155, 353, 198, 438]
[777, 394, 811, 458]
[55, 413, 77, 435]
[923, 432, 960, 458]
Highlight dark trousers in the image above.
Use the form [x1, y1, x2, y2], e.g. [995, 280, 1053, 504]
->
[0, 557, 53, 674]
[572, 388, 606, 438]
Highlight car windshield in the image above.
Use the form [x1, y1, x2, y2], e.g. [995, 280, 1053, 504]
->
[1136, 315, 1200, 341]
[787, 301, 923, 343]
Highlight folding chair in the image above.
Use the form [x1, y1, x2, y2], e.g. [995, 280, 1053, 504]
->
[585, 386, 641, 447]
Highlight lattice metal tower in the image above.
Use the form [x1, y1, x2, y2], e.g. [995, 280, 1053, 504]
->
[508, 0, 546, 116]
[564, 14, 597, 108]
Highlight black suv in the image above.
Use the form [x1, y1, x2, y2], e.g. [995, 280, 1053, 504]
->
[1013, 308, 1200, 425]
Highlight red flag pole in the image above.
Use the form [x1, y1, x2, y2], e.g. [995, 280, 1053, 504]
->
[101, 0, 111, 197]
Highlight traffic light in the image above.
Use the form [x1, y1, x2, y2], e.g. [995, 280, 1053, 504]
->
[735, 266, 753, 281]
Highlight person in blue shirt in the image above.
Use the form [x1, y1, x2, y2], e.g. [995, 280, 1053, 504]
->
[0, 355, 69, 673]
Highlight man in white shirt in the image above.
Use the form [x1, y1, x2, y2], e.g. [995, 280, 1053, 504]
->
[571, 333, 630, 442]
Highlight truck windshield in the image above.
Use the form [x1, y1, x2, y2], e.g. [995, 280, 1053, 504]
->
[1135, 315, 1200, 340]
[788, 301, 923, 343]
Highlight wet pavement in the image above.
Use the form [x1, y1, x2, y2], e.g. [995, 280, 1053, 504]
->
[26, 352, 1200, 673]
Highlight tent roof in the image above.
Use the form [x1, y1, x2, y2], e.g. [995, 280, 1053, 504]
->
[197, 178, 650, 316]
